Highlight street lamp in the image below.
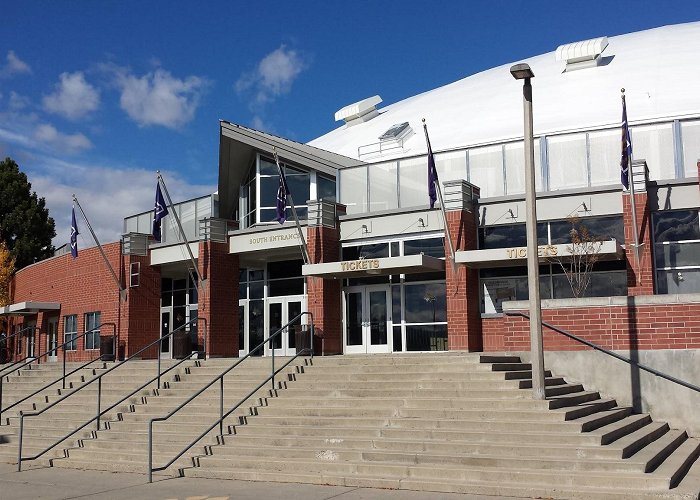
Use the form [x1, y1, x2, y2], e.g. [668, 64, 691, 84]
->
[510, 63, 546, 400]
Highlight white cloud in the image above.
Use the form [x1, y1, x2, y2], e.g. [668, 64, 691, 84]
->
[43, 72, 100, 119]
[9, 91, 30, 110]
[114, 68, 207, 128]
[34, 123, 92, 153]
[0, 50, 32, 78]
[236, 45, 307, 104]
[26, 156, 215, 247]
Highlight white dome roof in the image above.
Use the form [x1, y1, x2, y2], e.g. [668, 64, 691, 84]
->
[309, 22, 700, 161]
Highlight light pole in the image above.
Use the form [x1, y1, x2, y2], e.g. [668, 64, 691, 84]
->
[510, 63, 546, 400]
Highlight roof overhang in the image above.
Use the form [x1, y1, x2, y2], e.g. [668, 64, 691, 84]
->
[0, 301, 61, 316]
[302, 254, 445, 278]
[455, 240, 623, 268]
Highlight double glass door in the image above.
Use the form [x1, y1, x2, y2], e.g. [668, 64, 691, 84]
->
[344, 285, 391, 354]
[239, 297, 304, 357]
[47, 317, 58, 361]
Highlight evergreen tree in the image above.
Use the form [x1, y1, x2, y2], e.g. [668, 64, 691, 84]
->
[0, 157, 56, 269]
[0, 240, 14, 307]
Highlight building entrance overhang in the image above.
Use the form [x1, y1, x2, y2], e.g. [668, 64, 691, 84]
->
[455, 239, 623, 268]
[0, 301, 61, 316]
[302, 254, 445, 279]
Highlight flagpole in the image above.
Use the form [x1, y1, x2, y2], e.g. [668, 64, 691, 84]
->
[422, 119, 456, 270]
[72, 195, 127, 301]
[622, 89, 641, 284]
[272, 148, 310, 265]
[156, 172, 206, 288]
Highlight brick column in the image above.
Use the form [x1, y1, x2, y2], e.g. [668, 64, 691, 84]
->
[623, 161, 653, 296]
[443, 181, 482, 352]
[120, 253, 161, 359]
[306, 201, 344, 355]
[198, 239, 239, 357]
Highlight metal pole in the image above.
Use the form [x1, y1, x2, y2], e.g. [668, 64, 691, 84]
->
[623, 90, 641, 284]
[17, 412, 23, 471]
[219, 377, 224, 436]
[157, 341, 162, 390]
[73, 196, 127, 301]
[96, 377, 102, 431]
[156, 173, 206, 288]
[271, 338, 275, 390]
[62, 343, 66, 389]
[0, 377, 3, 423]
[522, 76, 546, 400]
[148, 421, 153, 483]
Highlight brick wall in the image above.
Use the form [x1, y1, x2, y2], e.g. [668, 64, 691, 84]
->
[198, 240, 238, 357]
[120, 253, 160, 358]
[623, 190, 654, 295]
[483, 302, 700, 352]
[306, 225, 342, 354]
[11, 243, 124, 362]
[444, 208, 482, 352]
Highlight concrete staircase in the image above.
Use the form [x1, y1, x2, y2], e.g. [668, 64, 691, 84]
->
[0, 359, 198, 466]
[181, 353, 700, 500]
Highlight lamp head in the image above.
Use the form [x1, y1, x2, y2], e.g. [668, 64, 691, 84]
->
[510, 63, 534, 80]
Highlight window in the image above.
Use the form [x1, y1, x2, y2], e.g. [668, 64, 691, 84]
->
[469, 145, 504, 197]
[681, 120, 700, 178]
[588, 129, 621, 186]
[316, 175, 336, 202]
[632, 123, 675, 181]
[547, 133, 588, 190]
[85, 312, 101, 350]
[653, 209, 700, 294]
[398, 157, 427, 208]
[64, 315, 77, 351]
[369, 162, 398, 211]
[339, 166, 367, 214]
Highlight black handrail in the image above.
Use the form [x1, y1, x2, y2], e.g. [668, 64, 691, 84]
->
[505, 311, 700, 394]
[0, 323, 116, 423]
[1, 355, 106, 425]
[147, 312, 314, 482]
[17, 316, 207, 471]
[0, 326, 41, 374]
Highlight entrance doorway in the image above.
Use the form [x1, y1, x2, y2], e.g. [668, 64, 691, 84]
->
[47, 317, 58, 362]
[26, 320, 36, 358]
[266, 297, 303, 357]
[344, 285, 391, 354]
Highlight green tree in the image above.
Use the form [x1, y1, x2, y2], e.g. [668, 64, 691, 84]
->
[0, 157, 56, 269]
[0, 240, 15, 307]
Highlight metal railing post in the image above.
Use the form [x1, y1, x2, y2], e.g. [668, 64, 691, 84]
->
[0, 376, 3, 423]
[17, 412, 23, 472]
[62, 343, 67, 389]
[36, 329, 40, 365]
[309, 323, 314, 359]
[219, 377, 224, 436]
[96, 377, 102, 431]
[271, 338, 275, 390]
[157, 339, 162, 390]
[148, 420, 153, 483]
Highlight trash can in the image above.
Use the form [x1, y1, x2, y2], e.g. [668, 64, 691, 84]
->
[294, 324, 311, 354]
[99, 335, 115, 361]
[172, 331, 191, 359]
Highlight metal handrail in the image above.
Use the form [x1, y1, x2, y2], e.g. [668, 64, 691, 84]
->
[505, 311, 700, 394]
[0, 323, 116, 423]
[0, 326, 42, 373]
[17, 316, 207, 471]
[147, 312, 314, 482]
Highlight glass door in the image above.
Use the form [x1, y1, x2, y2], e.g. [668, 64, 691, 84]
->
[160, 309, 172, 358]
[47, 317, 58, 362]
[266, 297, 304, 357]
[344, 285, 391, 354]
[26, 320, 36, 358]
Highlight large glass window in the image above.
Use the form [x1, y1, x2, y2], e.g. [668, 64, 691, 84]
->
[342, 243, 389, 260]
[632, 123, 675, 181]
[469, 145, 504, 198]
[479, 223, 547, 249]
[588, 129, 621, 186]
[549, 216, 624, 245]
[268, 260, 304, 297]
[369, 162, 398, 211]
[317, 175, 336, 202]
[398, 157, 427, 208]
[64, 315, 77, 351]
[259, 157, 310, 223]
[403, 237, 445, 258]
[503, 141, 542, 195]
[339, 166, 367, 214]
[548, 133, 588, 190]
[84, 312, 101, 350]
[653, 209, 700, 294]
[435, 151, 467, 183]
[681, 120, 700, 178]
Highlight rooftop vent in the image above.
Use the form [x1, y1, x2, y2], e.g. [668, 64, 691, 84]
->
[379, 122, 412, 142]
[335, 95, 382, 126]
[555, 36, 608, 71]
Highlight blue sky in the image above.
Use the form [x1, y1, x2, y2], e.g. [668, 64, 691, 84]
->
[1, 1, 699, 247]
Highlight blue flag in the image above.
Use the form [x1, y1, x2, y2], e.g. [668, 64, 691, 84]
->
[426, 130, 439, 208]
[276, 168, 289, 224]
[153, 183, 169, 242]
[70, 206, 79, 259]
[620, 94, 632, 190]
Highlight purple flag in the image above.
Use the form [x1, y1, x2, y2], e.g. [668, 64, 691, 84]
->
[70, 207, 79, 259]
[276, 168, 289, 224]
[152, 183, 169, 242]
[426, 131, 439, 208]
[620, 94, 632, 190]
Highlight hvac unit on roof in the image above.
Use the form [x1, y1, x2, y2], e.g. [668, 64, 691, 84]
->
[555, 36, 609, 71]
[334, 95, 382, 126]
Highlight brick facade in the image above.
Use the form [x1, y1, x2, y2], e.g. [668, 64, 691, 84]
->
[306, 225, 342, 355]
[198, 240, 238, 357]
[445, 206, 482, 352]
[623, 190, 654, 295]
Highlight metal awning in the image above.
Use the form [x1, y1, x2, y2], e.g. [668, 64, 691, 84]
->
[455, 239, 623, 268]
[302, 254, 445, 278]
[0, 301, 61, 316]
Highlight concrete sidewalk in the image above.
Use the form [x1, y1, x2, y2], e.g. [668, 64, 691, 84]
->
[0, 463, 524, 500]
